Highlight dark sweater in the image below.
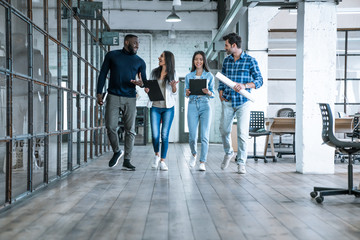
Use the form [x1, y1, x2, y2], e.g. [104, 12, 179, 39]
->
[96, 48, 147, 98]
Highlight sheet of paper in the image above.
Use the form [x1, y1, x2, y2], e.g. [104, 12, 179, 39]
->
[215, 72, 255, 102]
[102, 92, 108, 103]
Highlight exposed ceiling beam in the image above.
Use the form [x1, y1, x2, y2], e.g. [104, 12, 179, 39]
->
[205, 0, 246, 61]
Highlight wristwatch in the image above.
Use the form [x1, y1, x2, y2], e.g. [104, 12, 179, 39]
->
[245, 83, 250, 89]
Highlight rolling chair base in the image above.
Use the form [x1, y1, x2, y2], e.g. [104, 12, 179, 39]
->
[311, 187, 360, 204]
[248, 155, 276, 163]
[311, 160, 360, 203]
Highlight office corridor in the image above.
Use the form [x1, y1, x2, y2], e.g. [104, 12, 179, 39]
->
[0, 144, 360, 240]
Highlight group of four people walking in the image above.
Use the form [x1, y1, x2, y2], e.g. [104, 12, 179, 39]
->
[96, 32, 263, 174]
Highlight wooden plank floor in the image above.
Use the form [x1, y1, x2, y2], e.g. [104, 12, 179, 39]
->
[1, 143, 360, 240]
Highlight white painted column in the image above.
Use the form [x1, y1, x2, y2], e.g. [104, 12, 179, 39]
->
[247, 7, 278, 154]
[296, 1, 337, 174]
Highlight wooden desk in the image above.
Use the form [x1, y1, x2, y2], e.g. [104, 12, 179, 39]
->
[264, 117, 354, 157]
[335, 117, 354, 133]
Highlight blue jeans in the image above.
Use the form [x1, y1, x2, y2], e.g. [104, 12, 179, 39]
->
[150, 106, 175, 159]
[188, 97, 211, 163]
[219, 101, 251, 164]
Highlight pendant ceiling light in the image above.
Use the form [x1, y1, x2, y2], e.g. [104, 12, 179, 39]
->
[173, 0, 181, 6]
[166, 6, 181, 23]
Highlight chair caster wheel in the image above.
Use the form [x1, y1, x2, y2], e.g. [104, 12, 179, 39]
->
[277, 153, 282, 158]
[315, 196, 324, 203]
[354, 193, 360, 198]
[273, 157, 277, 162]
[310, 191, 317, 198]
[264, 158, 268, 163]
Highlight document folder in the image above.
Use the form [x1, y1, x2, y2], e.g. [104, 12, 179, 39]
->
[144, 80, 165, 101]
[189, 79, 207, 95]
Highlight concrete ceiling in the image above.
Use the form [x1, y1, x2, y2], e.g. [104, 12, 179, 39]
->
[96, 0, 360, 32]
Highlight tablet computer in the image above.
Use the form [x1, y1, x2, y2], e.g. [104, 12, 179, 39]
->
[189, 79, 207, 95]
[143, 80, 165, 101]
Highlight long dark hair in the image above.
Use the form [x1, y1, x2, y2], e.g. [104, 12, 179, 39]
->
[151, 51, 175, 83]
[191, 51, 210, 72]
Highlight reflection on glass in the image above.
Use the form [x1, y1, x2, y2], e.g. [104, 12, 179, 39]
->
[62, 90, 69, 130]
[33, 83, 45, 133]
[80, 60, 85, 94]
[348, 31, 360, 54]
[11, 0, 27, 15]
[0, 141, 6, 205]
[49, 135, 58, 180]
[337, 31, 345, 54]
[61, 4, 70, 48]
[12, 15, 29, 76]
[346, 80, 360, 103]
[87, 66, 91, 94]
[13, 78, 29, 136]
[335, 81, 345, 103]
[92, 69, 97, 97]
[72, 55, 78, 90]
[72, 94, 78, 130]
[33, 30, 45, 81]
[80, 131, 85, 162]
[347, 56, 360, 79]
[48, 1, 57, 38]
[49, 40, 58, 85]
[80, 97, 85, 129]
[0, 6, 5, 69]
[12, 140, 28, 199]
[32, 137, 44, 188]
[61, 134, 69, 174]
[88, 33, 92, 64]
[86, 98, 90, 129]
[268, 56, 296, 79]
[93, 44, 97, 68]
[61, 47, 69, 88]
[81, 26, 86, 58]
[32, 0, 44, 29]
[336, 55, 345, 79]
[73, 19, 78, 54]
[49, 87, 58, 132]
[0, 74, 6, 138]
[87, 130, 91, 159]
[72, 132, 78, 168]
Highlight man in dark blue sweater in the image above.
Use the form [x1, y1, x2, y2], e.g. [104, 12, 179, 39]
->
[96, 34, 147, 170]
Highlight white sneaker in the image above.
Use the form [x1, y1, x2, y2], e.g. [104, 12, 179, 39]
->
[160, 161, 168, 171]
[189, 155, 196, 168]
[151, 155, 161, 168]
[238, 164, 246, 174]
[221, 152, 234, 170]
[199, 162, 206, 171]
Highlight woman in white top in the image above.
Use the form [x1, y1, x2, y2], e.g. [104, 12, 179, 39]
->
[145, 51, 178, 171]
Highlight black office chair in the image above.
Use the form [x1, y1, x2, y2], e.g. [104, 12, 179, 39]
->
[310, 103, 360, 203]
[248, 111, 274, 163]
[275, 108, 295, 148]
[346, 116, 360, 141]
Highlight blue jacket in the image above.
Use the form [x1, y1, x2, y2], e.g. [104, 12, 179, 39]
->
[184, 70, 215, 100]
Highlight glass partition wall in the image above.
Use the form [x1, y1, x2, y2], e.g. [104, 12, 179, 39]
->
[0, 0, 110, 206]
[268, 29, 360, 117]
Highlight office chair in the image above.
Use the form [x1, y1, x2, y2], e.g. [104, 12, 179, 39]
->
[346, 116, 360, 141]
[310, 103, 360, 203]
[275, 108, 294, 148]
[248, 111, 274, 163]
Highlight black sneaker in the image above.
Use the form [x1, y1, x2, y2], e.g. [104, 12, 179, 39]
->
[108, 150, 124, 168]
[122, 159, 136, 171]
